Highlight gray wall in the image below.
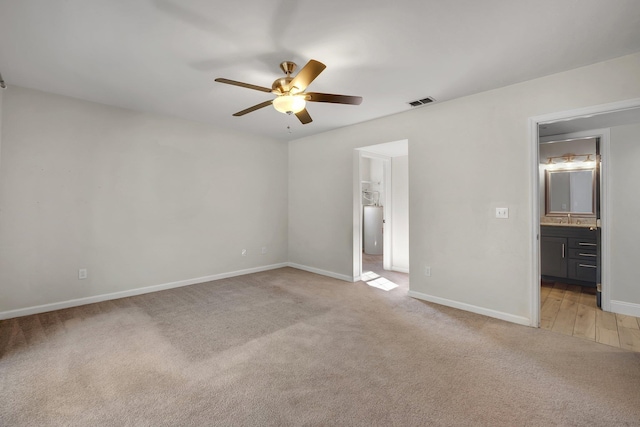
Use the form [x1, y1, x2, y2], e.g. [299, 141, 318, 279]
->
[288, 53, 640, 324]
[0, 88, 3, 184]
[391, 155, 409, 272]
[0, 86, 288, 313]
[610, 122, 640, 306]
[3, 53, 640, 322]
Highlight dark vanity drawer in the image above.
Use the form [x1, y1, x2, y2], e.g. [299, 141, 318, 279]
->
[541, 225, 598, 286]
[568, 237, 597, 249]
[568, 259, 597, 282]
[568, 248, 597, 260]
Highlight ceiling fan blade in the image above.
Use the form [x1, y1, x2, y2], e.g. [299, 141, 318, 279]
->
[232, 100, 273, 116]
[295, 108, 312, 124]
[289, 60, 326, 92]
[215, 78, 272, 93]
[306, 92, 363, 105]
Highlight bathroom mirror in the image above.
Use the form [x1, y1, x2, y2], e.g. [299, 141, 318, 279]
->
[545, 167, 595, 216]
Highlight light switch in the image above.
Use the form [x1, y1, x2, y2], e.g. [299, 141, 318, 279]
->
[496, 207, 509, 219]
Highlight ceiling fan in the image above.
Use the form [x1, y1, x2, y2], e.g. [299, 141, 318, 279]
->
[214, 59, 362, 124]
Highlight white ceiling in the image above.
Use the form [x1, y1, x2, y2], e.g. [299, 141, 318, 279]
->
[2, 0, 640, 142]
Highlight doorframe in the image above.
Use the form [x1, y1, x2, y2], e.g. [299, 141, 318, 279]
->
[529, 98, 640, 326]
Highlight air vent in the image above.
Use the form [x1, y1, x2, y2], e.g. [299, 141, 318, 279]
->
[408, 96, 435, 107]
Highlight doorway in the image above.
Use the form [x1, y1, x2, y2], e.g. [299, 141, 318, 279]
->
[530, 99, 640, 331]
[360, 153, 390, 272]
[538, 134, 602, 337]
[352, 140, 409, 290]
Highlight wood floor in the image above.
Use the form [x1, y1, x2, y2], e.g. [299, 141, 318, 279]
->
[541, 281, 640, 352]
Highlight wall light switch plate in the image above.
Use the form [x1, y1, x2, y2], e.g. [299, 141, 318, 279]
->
[78, 269, 88, 279]
[496, 207, 509, 219]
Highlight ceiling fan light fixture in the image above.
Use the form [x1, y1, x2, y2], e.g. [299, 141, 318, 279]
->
[273, 94, 306, 114]
[215, 59, 361, 124]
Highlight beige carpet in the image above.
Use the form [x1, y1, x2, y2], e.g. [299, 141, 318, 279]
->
[1, 267, 639, 426]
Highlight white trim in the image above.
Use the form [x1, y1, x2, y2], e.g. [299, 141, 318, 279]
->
[539, 134, 599, 144]
[535, 100, 640, 126]
[407, 290, 531, 326]
[383, 156, 392, 270]
[529, 117, 541, 327]
[610, 300, 640, 318]
[391, 266, 410, 274]
[0, 263, 289, 320]
[599, 129, 612, 311]
[286, 262, 355, 282]
[353, 150, 363, 281]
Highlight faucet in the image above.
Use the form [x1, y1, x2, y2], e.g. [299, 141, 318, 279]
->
[567, 213, 571, 224]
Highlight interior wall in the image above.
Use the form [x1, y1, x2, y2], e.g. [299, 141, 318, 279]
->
[0, 86, 288, 313]
[360, 157, 371, 206]
[288, 52, 640, 323]
[369, 158, 384, 205]
[391, 155, 409, 272]
[0, 87, 3, 176]
[361, 157, 383, 207]
[610, 122, 640, 306]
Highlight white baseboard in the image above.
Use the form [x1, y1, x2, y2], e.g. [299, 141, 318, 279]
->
[610, 300, 640, 317]
[391, 266, 409, 274]
[286, 263, 355, 282]
[0, 263, 288, 320]
[407, 290, 532, 327]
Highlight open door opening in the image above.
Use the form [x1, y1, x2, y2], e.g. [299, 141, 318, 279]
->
[531, 100, 640, 352]
[538, 134, 601, 330]
[353, 140, 409, 292]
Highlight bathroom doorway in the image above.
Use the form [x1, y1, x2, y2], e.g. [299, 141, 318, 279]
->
[538, 133, 602, 336]
[530, 100, 640, 337]
[353, 140, 409, 289]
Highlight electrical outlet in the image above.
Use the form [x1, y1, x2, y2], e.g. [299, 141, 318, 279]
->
[424, 266, 431, 277]
[241, 249, 247, 256]
[496, 207, 509, 219]
[261, 246, 267, 254]
[78, 268, 88, 280]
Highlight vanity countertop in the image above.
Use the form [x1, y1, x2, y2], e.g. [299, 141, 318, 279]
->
[541, 223, 596, 229]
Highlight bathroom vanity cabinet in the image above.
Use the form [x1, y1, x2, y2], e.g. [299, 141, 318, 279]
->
[541, 225, 598, 287]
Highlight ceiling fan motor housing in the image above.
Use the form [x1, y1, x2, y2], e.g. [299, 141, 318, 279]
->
[272, 76, 294, 94]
